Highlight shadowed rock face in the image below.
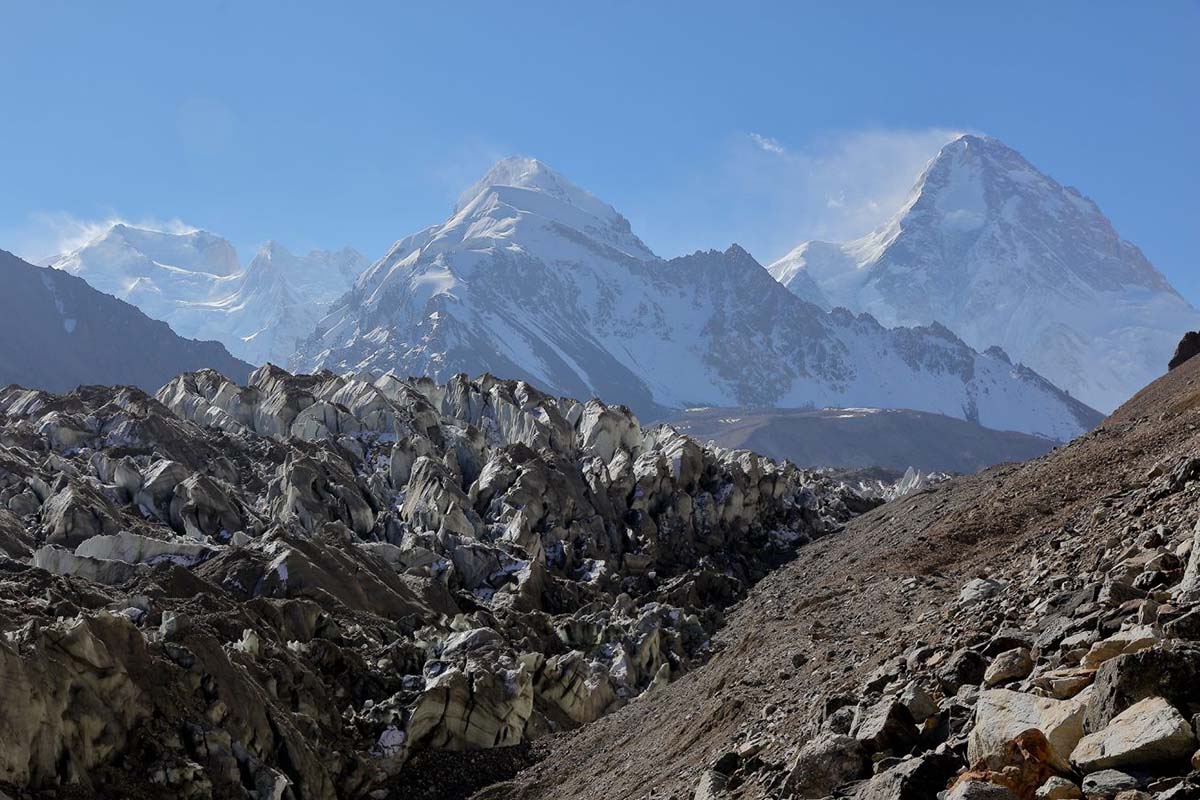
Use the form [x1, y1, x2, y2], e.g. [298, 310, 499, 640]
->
[663, 406, 1060, 474]
[1169, 331, 1200, 371]
[0, 249, 252, 393]
[0, 365, 875, 798]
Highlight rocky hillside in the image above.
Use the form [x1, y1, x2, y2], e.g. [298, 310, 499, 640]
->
[487, 345, 1200, 799]
[0, 365, 873, 799]
[0, 249, 252, 393]
[293, 157, 1100, 442]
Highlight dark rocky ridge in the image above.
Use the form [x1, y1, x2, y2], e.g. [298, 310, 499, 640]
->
[0, 250, 252, 393]
[664, 407, 1059, 474]
[0, 365, 875, 798]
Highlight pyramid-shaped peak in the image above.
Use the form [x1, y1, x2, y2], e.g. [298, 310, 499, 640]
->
[454, 156, 621, 223]
[472, 156, 566, 192]
[930, 133, 1039, 174]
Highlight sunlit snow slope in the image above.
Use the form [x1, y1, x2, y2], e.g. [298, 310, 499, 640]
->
[770, 134, 1200, 412]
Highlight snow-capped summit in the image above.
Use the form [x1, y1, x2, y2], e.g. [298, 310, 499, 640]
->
[454, 156, 609, 218]
[770, 133, 1199, 411]
[48, 224, 367, 365]
[448, 155, 656, 261]
[294, 157, 1100, 441]
[52, 223, 241, 291]
[108, 223, 242, 275]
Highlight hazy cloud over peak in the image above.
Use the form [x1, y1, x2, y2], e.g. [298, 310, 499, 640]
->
[626, 127, 966, 263]
[2, 212, 200, 265]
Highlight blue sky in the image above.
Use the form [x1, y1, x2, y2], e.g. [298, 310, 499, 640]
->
[2, 2, 1197, 299]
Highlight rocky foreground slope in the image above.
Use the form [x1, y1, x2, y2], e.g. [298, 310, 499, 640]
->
[487, 349, 1200, 799]
[0, 365, 873, 799]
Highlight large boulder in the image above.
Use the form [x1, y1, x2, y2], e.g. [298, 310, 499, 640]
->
[1085, 645, 1200, 731]
[969, 689, 1088, 768]
[1034, 776, 1083, 799]
[853, 751, 957, 800]
[1070, 696, 1196, 772]
[984, 648, 1035, 686]
[783, 733, 869, 798]
[852, 699, 919, 754]
[947, 781, 1019, 799]
[938, 648, 988, 693]
[958, 729, 1072, 800]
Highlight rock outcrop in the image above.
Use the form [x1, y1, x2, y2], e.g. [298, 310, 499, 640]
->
[1168, 331, 1200, 371]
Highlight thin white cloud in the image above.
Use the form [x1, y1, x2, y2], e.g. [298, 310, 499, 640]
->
[747, 132, 786, 155]
[634, 127, 968, 262]
[2, 212, 200, 265]
[741, 127, 969, 249]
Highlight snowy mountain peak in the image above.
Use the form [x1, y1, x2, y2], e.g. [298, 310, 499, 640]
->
[770, 134, 1198, 412]
[254, 239, 290, 259]
[457, 156, 596, 214]
[48, 224, 368, 366]
[246, 242, 366, 300]
[447, 156, 656, 261]
[74, 222, 242, 278]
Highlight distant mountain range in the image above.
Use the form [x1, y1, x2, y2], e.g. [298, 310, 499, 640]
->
[28, 134, 1190, 443]
[0, 249, 250, 393]
[769, 134, 1200, 412]
[47, 225, 366, 365]
[291, 156, 1098, 441]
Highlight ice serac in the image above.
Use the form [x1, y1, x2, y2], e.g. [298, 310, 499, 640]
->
[48, 226, 368, 365]
[294, 156, 1100, 442]
[0, 249, 251, 392]
[769, 134, 1200, 412]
